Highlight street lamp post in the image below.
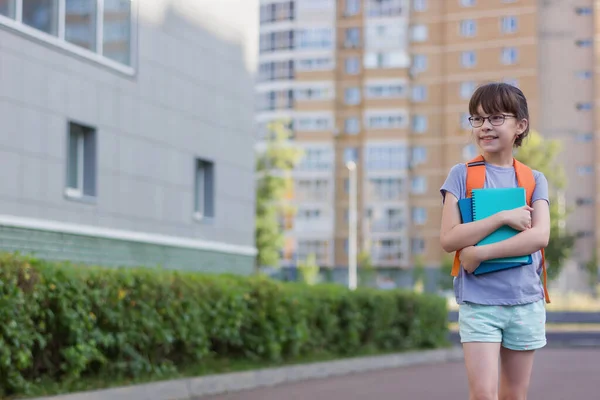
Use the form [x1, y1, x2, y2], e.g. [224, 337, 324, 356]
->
[346, 161, 357, 290]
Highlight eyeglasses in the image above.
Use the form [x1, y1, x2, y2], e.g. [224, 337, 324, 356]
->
[468, 114, 515, 128]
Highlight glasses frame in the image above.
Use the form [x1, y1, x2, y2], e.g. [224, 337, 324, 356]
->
[468, 114, 516, 128]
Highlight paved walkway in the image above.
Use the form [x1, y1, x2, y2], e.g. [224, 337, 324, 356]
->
[202, 348, 599, 400]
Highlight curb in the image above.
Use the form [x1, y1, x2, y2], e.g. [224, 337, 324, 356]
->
[29, 347, 464, 400]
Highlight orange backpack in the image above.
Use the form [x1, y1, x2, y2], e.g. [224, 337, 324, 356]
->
[451, 155, 551, 303]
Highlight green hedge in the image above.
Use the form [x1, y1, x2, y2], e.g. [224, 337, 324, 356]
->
[0, 253, 448, 397]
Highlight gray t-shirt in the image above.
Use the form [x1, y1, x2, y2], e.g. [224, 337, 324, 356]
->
[440, 162, 550, 306]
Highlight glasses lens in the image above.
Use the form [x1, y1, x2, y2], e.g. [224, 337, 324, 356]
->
[490, 115, 505, 125]
[470, 117, 483, 127]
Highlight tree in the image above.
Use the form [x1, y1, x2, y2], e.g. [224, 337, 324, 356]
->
[254, 120, 303, 272]
[515, 129, 576, 280]
[437, 253, 455, 292]
[298, 253, 321, 285]
[412, 255, 426, 293]
[583, 249, 599, 298]
[357, 250, 376, 288]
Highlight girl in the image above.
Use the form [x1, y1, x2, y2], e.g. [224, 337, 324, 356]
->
[439, 82, 550, 400]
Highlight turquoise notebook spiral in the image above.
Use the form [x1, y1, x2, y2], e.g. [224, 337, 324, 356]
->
[471, 187, 530, 264]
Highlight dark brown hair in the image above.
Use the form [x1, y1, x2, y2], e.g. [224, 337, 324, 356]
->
[468, 82, 530, 147]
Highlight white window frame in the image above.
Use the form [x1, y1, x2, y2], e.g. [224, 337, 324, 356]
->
[460, 0, 475, 7]
[460, 81, 476, 99]
[412, 115, 427, 133]
[460, 20, 476, 37]
[0, 0, 136, 75]
[461, 51, 476, 68]
[501, 16, 518, 34]
[501, 47, 518, 65]
[413, 0, 427, 12]
[410, 24, 428, 42]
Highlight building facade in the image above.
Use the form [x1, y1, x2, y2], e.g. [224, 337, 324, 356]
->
[258, 0, 599, 286]
[0, 0, 258, 273]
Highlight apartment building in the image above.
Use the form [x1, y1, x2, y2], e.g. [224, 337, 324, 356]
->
[258, 0, 599, 284]
[0, 0, 258, 273]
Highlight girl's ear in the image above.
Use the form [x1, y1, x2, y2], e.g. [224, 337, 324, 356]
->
[516, 118, 529, 135]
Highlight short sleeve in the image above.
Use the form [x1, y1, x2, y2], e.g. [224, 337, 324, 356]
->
[532, 170, 549, 205]
[440, 163, 466, 204]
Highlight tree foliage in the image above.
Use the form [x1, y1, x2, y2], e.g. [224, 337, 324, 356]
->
[254, 120, 303, 271]
[515, 129, 576, 280]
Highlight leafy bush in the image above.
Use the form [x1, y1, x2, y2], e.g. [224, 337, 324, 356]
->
[0, 253, 448, 397]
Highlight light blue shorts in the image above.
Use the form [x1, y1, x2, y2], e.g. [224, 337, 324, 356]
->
[458, 299, 546, 351]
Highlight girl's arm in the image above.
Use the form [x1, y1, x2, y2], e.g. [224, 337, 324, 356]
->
[440, 192, 508, 253]
[476, 199, 550, 260]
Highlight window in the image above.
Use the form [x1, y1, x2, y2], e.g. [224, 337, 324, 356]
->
[410, 24, 428, 42]
[460, 81, 476, 99]
[576, 197, 594, 206]
[577, 165, 593, 175]
[575, 7, 593, 16]
[366, 112, 406, 129]
[460, 112, 471, 129]
[501, 16, 517, 34]
[575, 133, 593, 142]
[576, 39, 593, 47]
[296, 57, 333, 71]
[366, 82, 406, 98]
[411, 146, 427, 165]
[194, 159, 215, 219]
[412, 85, 427, 101]
[297, 27, 333, 50]
[345, 117, 360, 134]
[461, 51, 476, 68]
[366, 0, 403, 17]
[413, 0, 427, 12]
[412, 115, 427, 133]
[259, 60, 294, 82]
[412, 207, 427, 225]
[345, 27, 360, 48]
[501, 47, 518, 65]
[411, 238, 425, 254]
[366, 145, 408, 170]
[460, 20, 476, 37]
[345, 57, 360, 74]
[1, 0, 133, 67]
[66, 122, 96, 199]
[295, 116, 332, 131]
[411, 54, 427, 73]
[576, 70, 593, 80]
[461, 0, 475, 6]
[344, 147, 359, 163]
[23, 0, 59, 36]
[364, 51, 409, 69]
[411, 176, 427, 194]
[297, 147, 333, 171]
[368, 178, 404, 201]
[260, 1, 295, 23]
[345, 87, 361, 105]
[576, 102, 593, 111]
[345, 0, 360, 15]
[503, 77, 518, 87]
[0, 0, 16, 18]
[462, 143, 478, 160]
[294, 87, 331, 101]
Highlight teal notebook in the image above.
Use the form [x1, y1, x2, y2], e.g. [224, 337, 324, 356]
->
[471, 187, 530, 263]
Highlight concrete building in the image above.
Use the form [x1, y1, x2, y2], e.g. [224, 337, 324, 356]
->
[258, 0, 599, 286]
[0, 0, 258, 273]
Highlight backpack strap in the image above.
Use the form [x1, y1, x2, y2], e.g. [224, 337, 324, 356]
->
[452, 155, 486, 277]
[450, 155, 551, 303]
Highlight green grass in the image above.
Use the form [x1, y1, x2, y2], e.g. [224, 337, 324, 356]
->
[15, 346, 452, 400]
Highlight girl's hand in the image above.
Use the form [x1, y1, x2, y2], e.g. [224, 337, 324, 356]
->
[500, 205, 534, 231]
[460, 246, 484, 274]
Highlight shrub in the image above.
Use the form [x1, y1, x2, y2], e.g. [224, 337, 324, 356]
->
[0, 253, 448, 397]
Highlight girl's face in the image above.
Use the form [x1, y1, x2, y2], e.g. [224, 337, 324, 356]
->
[470, 105, 527, 154]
